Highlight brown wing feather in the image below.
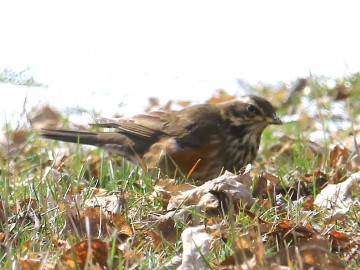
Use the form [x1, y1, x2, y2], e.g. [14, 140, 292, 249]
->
[163, 104, 223, 146]
[91, 111, 170, 139]
[91, 104, 223, 147]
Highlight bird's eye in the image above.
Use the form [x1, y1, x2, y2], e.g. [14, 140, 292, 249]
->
[247, 104, 260, 114]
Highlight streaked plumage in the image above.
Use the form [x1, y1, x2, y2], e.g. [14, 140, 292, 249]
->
[40, 95, 282, 180]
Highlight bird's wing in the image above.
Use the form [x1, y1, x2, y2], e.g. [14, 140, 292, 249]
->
[91, 111, 170, 140]
[91, 104, 222, 145]
[163, 104, 223, 146]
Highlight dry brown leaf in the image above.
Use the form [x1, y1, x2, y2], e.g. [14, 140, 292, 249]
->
[252, 174, 268, 199]
[330, 145, 350, 170]
[13, 129, 30, 144]
[314, 171, 359, 211]
[177, 226, 212, 270]
[167, 172, 254, 213]
[253, 172, 280, 199]
[156, 217, 177, 243]
[154, 179, 196, 209]
[64, 206, 111, 238]
[206, 216, 223, 227]
[215, 232, 263, 269]
[155, 179, 195, 198]
[17, 259, 41, 270]
[206, 89, 236, 104]
[266, 237, 345, 269]
[17, 259, 55, 270]
[329, 145, 353, 183]
[0, 232, 5, 244]
[29, 106, 62, 130]
[51, 238, 71, 251]
[302, 196, 314, 211]
[329, 230, 349, 241]
[303, 169, 328, 191]
[84, 188, 126, 213]
[218, 249, 256, 270]
[55, 239, 108, 270]
[21, 241, 40, 253]
[0, 130, 29, 158]
[154, 205, 203, 225]
[122, 249, 143, 266]
[146, 230, 163, 249]
[79, 207, 110, 237]
[333, 85, 352, 101]
[327, 231, 360, 262]
[266, 219, 318, 247]
[110, 213, 133, 239]
[262, 172, 280, 185]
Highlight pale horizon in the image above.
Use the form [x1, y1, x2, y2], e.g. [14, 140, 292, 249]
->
[1, 0, 360, 124]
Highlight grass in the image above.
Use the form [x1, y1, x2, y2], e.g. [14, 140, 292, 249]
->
[1, 73, 360, 269]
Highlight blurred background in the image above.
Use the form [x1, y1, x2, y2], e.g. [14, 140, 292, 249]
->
[1, 0, 360, 125]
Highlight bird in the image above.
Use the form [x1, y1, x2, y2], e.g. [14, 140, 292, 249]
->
[40, 95, 282, 180]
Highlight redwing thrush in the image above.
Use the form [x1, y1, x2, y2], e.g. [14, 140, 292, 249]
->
[40, 95, 282, 180]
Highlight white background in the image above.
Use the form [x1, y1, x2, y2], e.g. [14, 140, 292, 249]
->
[1, 0, 360, 124]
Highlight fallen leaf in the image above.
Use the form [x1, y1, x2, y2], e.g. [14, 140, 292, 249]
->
[329, 230, 349, 241]
[314, 171, 360, 210]
[56, 239, 108, 270]
[79, 207, 111, 237]
[266, 237, 344, 269]
[155, 217, 177, 243]
[17, 259, 55, 270]
[302, 196, 314, 211]
[167, 172, 254, 213]
[13, 130, 29, 144]
[177, 226, 212, 270]
[84, 189, 126, 214]
[333, 84, 352, 101]
[146, 230, 163, 249]
[110, 213, 133, 239]
[154, 179, 195, 204]
[219, 249, 255, 269]
[329, 145, 350, 169]
[0, 129, 29, 158]
[206, 89, 236, 104]
[329, 145, 353, 183]
[29, 106, 62, 130]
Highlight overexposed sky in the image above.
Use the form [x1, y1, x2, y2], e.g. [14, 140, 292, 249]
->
[1, 0, 360, 121]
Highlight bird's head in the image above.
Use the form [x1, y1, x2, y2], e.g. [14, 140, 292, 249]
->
[220, 95, 282, 130]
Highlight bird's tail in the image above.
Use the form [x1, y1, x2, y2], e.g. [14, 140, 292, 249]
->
[40, 128, 102, 146]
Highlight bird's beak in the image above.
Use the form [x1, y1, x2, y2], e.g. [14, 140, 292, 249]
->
[267, 113, 282, 125]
